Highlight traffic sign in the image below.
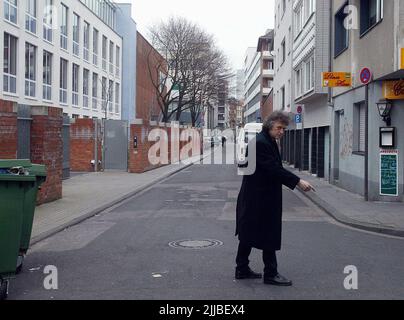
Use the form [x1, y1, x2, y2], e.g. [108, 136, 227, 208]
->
[295, 114, 302, 124]
[297, 105, 303, 114]
[360, 67, 372, 85]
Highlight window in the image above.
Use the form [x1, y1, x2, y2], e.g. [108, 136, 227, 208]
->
[102, 35, 107, 71]
[360, 0, 383, 36]
[335, 2, 349, 56]
[92, 72, 98, 109]
[25, 42, 36, 97]
[109, 41, 114, 74]
[4, 0, 17, 24]
[42, 51, 52, 100]
[59, 58, 68, 103]
[3, 33, 17, 94]
[83, 21, 90, 61]
[304, 55, 314, 92]
[282, 0, 286, 16]
[281, 38, 286, 65]
[108, 80, 113, 111]
[83, 69, 89, 109]
[93, 28, 99, 65]
[72, 13, 80, 56]
[295, 67, 302, 97]
[115, 83, 119, 113]
[354, 102, 366, 153]
[25, 0, 37, 34]
[280, 86, 285, 110]
[101, 76, 107, 110]
[43, 0, 53, 42]
[115, 46, 120, 77]
[60, 4, 68, 50]
[72, 64, 79, 106]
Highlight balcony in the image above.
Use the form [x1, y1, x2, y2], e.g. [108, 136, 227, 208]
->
[262, 87, 272, 95]
[262, 69, 275, 78]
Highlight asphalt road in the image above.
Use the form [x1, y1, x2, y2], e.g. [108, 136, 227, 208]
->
[8, 148, 404, 300]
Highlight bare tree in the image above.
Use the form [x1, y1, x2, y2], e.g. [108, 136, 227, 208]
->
[147, 16, 230, 125]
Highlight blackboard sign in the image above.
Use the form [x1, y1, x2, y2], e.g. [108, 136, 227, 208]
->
[380, 152, 398, 196]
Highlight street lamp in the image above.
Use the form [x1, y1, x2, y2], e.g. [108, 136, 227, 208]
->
[376, 99, 392, 126]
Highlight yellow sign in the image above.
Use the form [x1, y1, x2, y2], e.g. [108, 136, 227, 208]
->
[322, 72, 352, 87]
[383, 80, 404, 100]
[401, 48, 404, 70]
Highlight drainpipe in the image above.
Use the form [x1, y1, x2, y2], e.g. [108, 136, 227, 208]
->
[328, 0, 334, 182]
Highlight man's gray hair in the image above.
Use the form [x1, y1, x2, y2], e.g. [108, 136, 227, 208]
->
[263, 111, 291, 131]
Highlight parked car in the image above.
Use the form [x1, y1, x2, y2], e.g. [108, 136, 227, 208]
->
[236, 123, 263, 165]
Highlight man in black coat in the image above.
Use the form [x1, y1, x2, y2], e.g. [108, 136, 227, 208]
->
[235, 111, 314, 286]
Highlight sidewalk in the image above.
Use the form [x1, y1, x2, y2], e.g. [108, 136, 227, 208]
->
[289, 166, 404, 237]
[31, 153, 207, 245]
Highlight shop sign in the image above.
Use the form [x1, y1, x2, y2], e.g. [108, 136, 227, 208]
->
[383, 80, 404, 100]
[322, 72, 352, 87]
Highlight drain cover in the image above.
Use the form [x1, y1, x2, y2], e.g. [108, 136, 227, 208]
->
[169, 239, 223, 249]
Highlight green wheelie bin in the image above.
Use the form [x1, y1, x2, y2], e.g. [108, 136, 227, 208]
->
[0, 161, 36, 300]
[17, 163, 47, 273]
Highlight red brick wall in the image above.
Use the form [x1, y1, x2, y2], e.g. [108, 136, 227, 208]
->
[136, 32, 164, 122]
[31, 106, 63, 204]
[0, 100, 17, 159]
[70, 119, 102, 172]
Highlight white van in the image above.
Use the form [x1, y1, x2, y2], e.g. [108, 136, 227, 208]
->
[236, 123, 263, 165]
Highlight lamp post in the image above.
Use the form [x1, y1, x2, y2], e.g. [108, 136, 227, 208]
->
[376, 99, 392, 126]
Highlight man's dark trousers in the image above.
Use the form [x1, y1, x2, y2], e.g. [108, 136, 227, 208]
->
[236, 242, 278, 277]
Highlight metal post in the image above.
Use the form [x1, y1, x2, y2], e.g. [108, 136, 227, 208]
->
[365, 84, 369, 201]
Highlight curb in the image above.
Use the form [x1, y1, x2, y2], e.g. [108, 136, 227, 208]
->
[30, 159, 203, 246]
[296, 188, 404, 238]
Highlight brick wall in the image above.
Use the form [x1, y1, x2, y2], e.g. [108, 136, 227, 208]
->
[0, 100, 18, 159]
[70, 119, 102, 172]
[261, 91, 274, 121]
[136, 32, 164, 122]
[30, 106, 63, 204]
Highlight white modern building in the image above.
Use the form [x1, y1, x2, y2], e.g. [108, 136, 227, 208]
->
[243, 30, 274, 124]
[273, 0, 294, 113]
[0, 0, 122, 119]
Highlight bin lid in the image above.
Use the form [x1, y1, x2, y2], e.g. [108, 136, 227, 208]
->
[0, 159, 32, 169]
[0, 174, 36, 182]
[30, 164, 47, 177]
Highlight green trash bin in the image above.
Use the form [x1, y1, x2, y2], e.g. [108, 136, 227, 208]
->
[0, 164, 36, 300]
[17, 163, 47, 272]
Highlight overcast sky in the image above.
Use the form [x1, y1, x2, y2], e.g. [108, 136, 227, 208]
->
[116, 0, 275, 71]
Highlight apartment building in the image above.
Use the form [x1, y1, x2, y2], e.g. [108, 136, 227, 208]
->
[0, 0, 122, 119]
[274, 0, 294, 113]
[281, 0, 331, 180]
[331, 0, 404, 202]
[243, 29, 274, 124]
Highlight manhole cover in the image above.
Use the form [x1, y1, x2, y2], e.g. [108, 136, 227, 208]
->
[169, 239, 223, 249]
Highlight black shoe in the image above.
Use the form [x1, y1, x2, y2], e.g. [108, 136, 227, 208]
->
[264, 274, 293, 286]
[235, 267, 262, 280]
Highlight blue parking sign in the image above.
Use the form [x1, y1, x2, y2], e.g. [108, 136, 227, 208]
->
[295, 114, 302, 124]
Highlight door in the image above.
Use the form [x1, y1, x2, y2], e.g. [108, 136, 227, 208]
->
[104, 120, 128, 170]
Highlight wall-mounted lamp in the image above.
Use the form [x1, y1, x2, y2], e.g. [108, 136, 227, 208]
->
[376, 99, 392, 126]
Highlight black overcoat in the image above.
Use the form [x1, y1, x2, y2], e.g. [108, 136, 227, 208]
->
[236, 130, 300, 251]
